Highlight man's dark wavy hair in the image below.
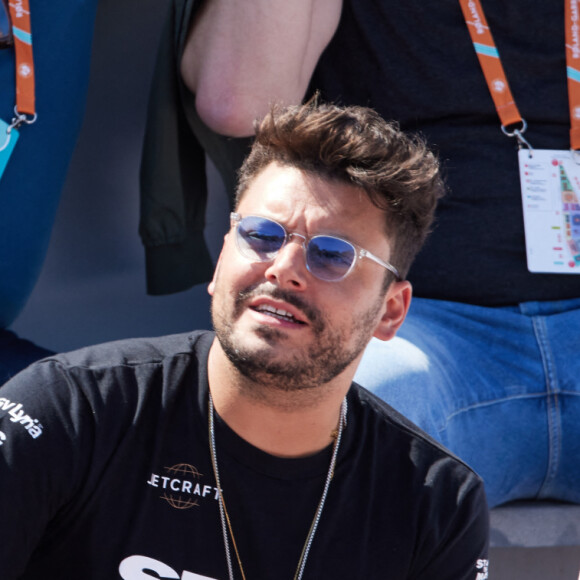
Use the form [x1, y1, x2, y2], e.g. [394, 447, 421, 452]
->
[235, 99, 444, 280]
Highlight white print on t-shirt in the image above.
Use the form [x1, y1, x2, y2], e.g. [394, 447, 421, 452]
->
[0, 431, 6, 445]
[119, 554, 217, 579]
[476, 558, 489, 579]
[0, 397, 43, 439]
[146, 463, 219, 510]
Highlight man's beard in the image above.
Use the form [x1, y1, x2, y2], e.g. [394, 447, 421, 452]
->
[212, 282, 383, 393]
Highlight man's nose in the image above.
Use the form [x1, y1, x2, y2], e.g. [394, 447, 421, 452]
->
[264, 235, 309, 289]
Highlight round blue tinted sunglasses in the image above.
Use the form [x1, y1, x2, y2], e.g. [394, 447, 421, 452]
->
[231, 213, 400, 282]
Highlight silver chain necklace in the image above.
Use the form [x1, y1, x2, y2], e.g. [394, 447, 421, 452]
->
[208, 394, 347, 580]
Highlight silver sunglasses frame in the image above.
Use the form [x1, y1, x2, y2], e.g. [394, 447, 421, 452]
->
[230, 212, 400, 282]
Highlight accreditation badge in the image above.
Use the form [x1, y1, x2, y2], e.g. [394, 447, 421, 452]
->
[518, 148, 580, 273]
[0, 118, 19, 181]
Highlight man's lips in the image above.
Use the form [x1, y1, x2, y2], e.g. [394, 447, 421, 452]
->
[235, 284, 321, 330]
[248, 298, 308, 325]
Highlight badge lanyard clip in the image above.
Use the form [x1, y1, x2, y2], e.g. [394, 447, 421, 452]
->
[8, 105, 37, 131]
[501, 119, 534, 155]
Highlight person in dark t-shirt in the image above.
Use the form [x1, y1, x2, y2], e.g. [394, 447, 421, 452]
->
[0, 101, 489, 579]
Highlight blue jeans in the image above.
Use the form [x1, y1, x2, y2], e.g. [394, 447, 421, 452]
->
[354, 296, 580, 508]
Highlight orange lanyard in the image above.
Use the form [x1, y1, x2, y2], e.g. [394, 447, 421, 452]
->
[460, 0, 580, 150]
[7, 0, 36, 128]
[565, 0, 580, 149]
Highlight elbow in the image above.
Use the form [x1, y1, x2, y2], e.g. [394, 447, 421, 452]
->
[194, 87, 263, 138]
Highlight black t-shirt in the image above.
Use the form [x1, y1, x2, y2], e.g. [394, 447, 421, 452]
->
[0, 331, 488, 579]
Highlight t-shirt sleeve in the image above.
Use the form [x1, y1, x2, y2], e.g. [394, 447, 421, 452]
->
[413, 473, 490, 580]
[0, 360, 94, 579]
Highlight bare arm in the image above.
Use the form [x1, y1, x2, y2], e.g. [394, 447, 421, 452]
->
[180, 0, 343, 137]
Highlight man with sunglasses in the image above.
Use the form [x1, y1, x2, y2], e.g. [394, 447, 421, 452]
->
[0, 101, 489, 579]
[143, 0, 580, 515]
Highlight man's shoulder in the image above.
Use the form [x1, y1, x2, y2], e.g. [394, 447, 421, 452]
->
[0, 331, 215, 437]
[39, 330, 214, 374]
[2, 330, 215, 401]
[348, 385, 489, 579]
[351, 382, 483, 482]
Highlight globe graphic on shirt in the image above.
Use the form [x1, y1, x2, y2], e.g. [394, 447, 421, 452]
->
[160, 463, 204, 510]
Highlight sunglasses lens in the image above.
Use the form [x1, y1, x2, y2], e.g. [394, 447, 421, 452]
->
[0, 0, 12, 48]
[237, 216, 286, 261]
[234, 215, 357, 281]
[307, 237, 355, 281]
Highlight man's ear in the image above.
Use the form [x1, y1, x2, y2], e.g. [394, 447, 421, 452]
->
[207, 268, 218, 296]
[207, 233, 229, 296]
[373, 280, 412, 342]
